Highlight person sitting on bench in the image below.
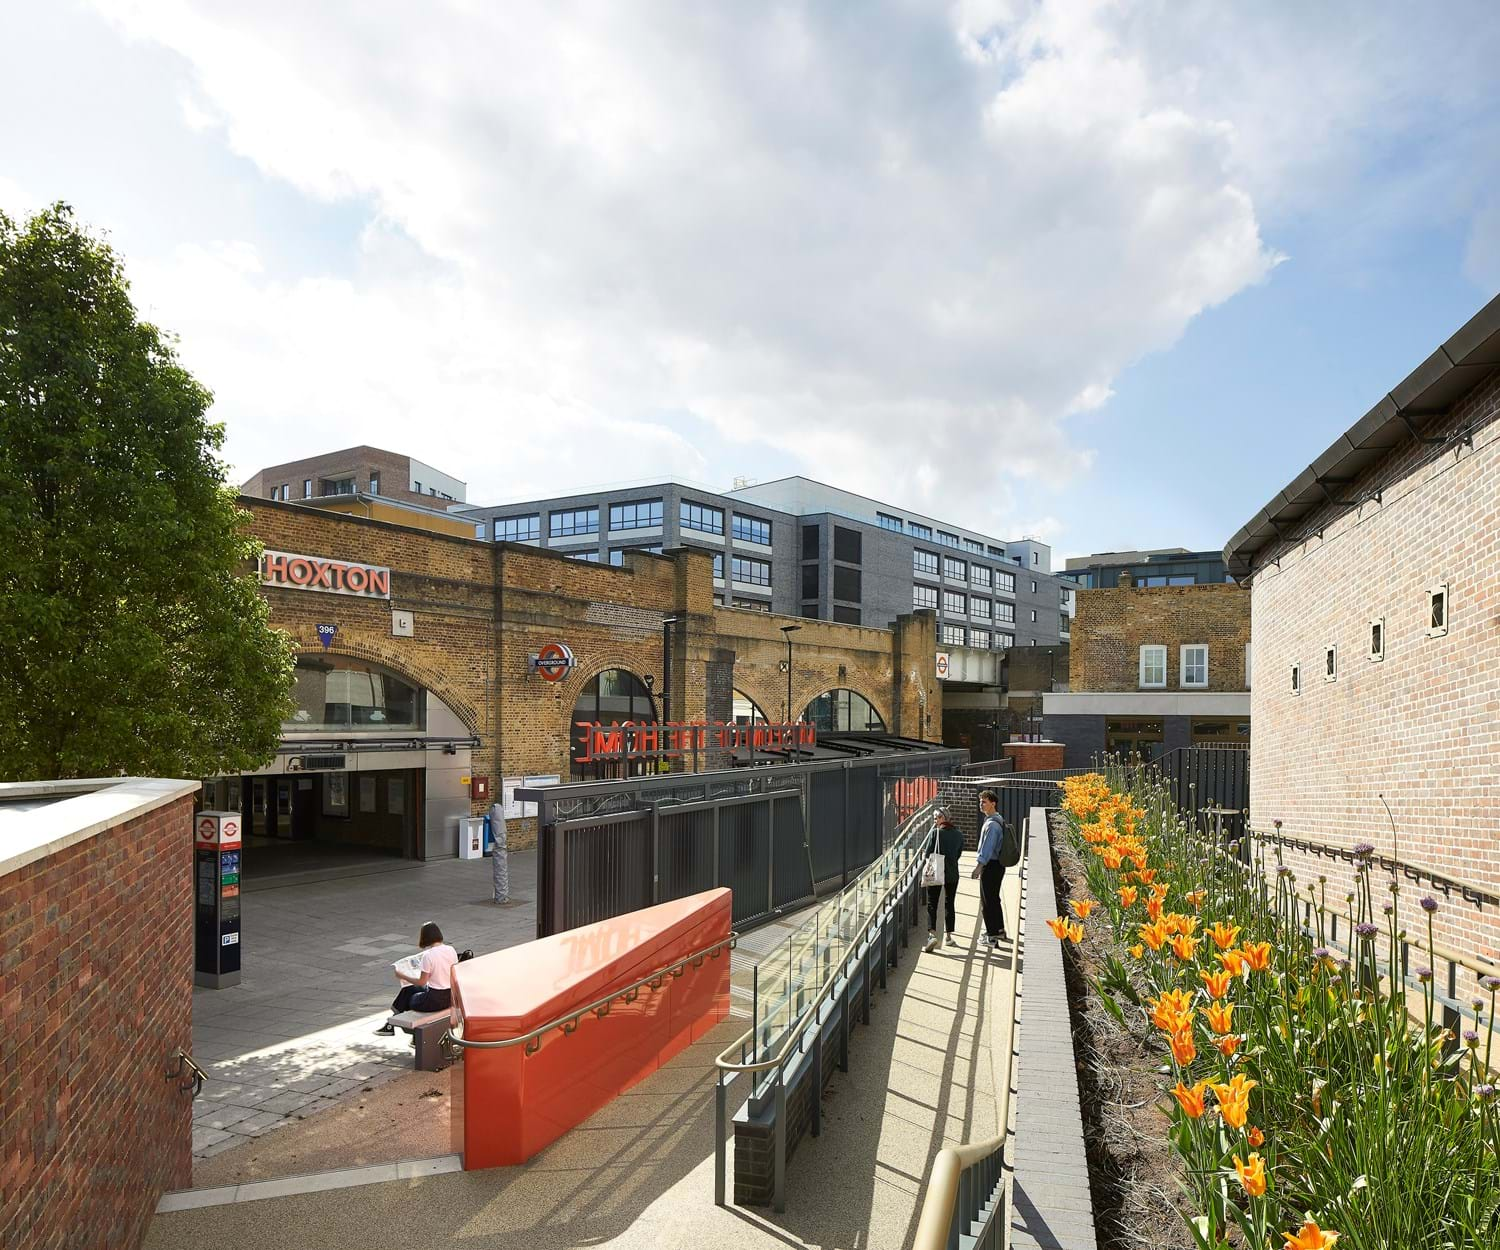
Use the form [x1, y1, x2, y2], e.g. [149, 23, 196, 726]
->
[375, 921, 457, 1035]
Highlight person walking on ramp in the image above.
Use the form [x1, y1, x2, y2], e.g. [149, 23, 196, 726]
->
[923, 806, 964, 952]
[971, 789, 1011, 947]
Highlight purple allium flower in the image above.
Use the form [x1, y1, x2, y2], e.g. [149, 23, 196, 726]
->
[1420, 896, 1439, 913]
[1417, 967, 1433, 983]
[1477, 1085, 1497, 1102]
[1353, 842, 1376, 858]
[1464, 1030, 1480, 1046]
[1382, 902, 1394, 915]
[1482, 976, 1500, 992]
[1278, 865, 1293, 878]
[1355, 922, 1379, 938]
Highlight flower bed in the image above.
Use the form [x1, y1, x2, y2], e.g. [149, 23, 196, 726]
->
[1051, 769, 1500, 1249]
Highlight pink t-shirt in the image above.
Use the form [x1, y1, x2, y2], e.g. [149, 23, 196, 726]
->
[420, 943, 458, 991]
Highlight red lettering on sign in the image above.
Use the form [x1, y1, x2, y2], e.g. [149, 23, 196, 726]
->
[345, 566, 368, 593]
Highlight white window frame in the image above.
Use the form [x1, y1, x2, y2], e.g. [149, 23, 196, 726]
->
[1427, 584, 1449, 637]
[1139, 645, 1167, 690]
[1324, 644, 1338, 682]
[1290, 663, 1301, 696]
[1368, 618, 1385, 662]
[1180, 643, 1209, 689]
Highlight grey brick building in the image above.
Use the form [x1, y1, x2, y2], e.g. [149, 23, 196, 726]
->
[459, 475, 1072, 650]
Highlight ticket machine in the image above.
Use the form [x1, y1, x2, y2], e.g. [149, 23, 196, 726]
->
[194, 810, 243, 988]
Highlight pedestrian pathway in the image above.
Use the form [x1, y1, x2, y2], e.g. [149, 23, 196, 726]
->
[148, 850, 1026, 1250]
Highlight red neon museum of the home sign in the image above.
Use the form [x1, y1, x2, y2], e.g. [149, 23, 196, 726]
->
[574, 720, 816, 763]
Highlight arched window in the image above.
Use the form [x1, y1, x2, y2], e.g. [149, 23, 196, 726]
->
[803, 689, 886, 734]
[285, 657, 425, 732]
[570, 668, 658, 779]
[732, 689, 768, 726]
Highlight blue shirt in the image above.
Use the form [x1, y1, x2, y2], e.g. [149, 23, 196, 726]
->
[976, 812, 1005, 866]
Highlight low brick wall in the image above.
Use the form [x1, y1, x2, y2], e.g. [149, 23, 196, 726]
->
[1003, 742, 1065, 772]
[0, 785, 197, 1250]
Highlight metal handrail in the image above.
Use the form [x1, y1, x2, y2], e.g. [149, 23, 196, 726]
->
[713, 799, 937, 1076]
[166, 1049, 208, 1098]
[911, 812, 1029, 1250]
[444, 933, 737, 1055]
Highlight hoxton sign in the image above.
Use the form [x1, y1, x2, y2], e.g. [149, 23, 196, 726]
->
[260, 550, 392, 599]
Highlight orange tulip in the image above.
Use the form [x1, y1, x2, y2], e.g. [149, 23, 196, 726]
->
[1140, 921, 1168, 952]
[1165, 913, 1199, 937]
[1247, 1126, 1265, 1147]
[1207, 921, 1242, 950]
[1211, 1073, 1257, 1129]
[1136, 869, 1157, 884]
[1151, 883, 1170, 902]
[1129, 943, 1145, 960]
[1215, 1034, 1241, 1057]
[1070, 899, 1096, 920]
[1169, 1026, 1197, 1066]
[1242, 941, 1273, 972]
[1047, 917, 1070, 940]
[1233, 1152, 1267, 1197]
[1172, 1079, 1207, 1118]
[1148, 989, 1194, 1025]
[1283, 1221, 1339, 1249]
[1170, 934, 1199, 961]
[1146, 898, 1163, 921]
[1118, 886, 1139, 908]
[1219, 949, 1247, 976]
[1185, 889, 1206, 911]
[1065, 920, 1085, 944]
[1101, 847, 1123, 870]
[1199, 969, 1232, 999]
[1205, 1002, 1235, 1034]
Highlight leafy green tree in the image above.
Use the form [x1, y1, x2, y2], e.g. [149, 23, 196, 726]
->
[0, 204, 294, 781]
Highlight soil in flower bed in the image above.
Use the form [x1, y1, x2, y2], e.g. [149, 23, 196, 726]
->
[1049, 814, 1198, 1250]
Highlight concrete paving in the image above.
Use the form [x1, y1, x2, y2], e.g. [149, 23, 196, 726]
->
[148, 853, 1025, 1250]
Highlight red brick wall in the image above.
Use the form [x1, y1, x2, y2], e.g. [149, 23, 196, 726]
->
[1004, 742, 1064, 771]
[1247, 370, 1500, 961]
[0, 795, 196, 1250]
[1070, 583, 1250, 692]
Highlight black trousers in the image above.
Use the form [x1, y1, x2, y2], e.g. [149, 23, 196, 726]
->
[392, 984, 452, 1014]
[925, 880, 958, 934]
[980, 862, 1007, 938]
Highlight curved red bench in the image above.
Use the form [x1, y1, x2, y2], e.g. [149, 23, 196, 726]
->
[452, 887, 732, 1168]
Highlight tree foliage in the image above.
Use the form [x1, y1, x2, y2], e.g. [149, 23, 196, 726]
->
[0, 204, 294, 781]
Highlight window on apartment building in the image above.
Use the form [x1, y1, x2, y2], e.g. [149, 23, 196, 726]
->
[734, 597, 771, 612]
[988, 545, 1006, 559]
[943, 556, 967, 580]
[834, 526, 862, 563]
[971, 628, 992, 649]
[801, 603, 819, 618]
[1369, 619, 1385, 662]
[414, 481, 422, 493]
[972, 565, 991, 588]
[910, 523, 933, 540]
[731, 556, 771, 586]
[550, 507, 599, 537]
[998, 633, 1014, 649]
[1290, 663, 1301, 695]
[680, 500, 724, 534]
[941, 623, 966, 646]
[996, 602, 1015, 623]
[609, 499, 664, 531]
[1029, 609, 1037, 622]
[369, 473, 380, 494]
[914, 549, 939, 576]
[802, 564, 819, 599]
[494, 514, 540, 542]
[570, 550, 601, 562]
[1030, 579, 1038, 593]
[877, 512, 904, 532]
[1139, 645, 1167, 689]
[996, 570, 1015, 595]
[303, 479, 312, 498]
[938, 530, 960, 548]
[962, 538, 984, 554]
[833, 565, 862, 602]
[972, 598, 991, 620]
[1324, 644, 1338, 682]
[802, 525, 819, 559]
[1181, 644, 1209, 688]
[1060, 614, 1071, 633]
[712, 553, 725, 580]
[1427, 584, 1449, 637]
[732, 514, 771, 544]
[913, 585, 938, 611]
[832, 605, 861, 625]
[942, 590, 966, 615]
[1032, 552, 1039, 565]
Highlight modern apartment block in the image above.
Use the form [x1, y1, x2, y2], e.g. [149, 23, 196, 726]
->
[460, 475, 1074, 649]
[243, 446, 467, 508]
[1062, 547, 1230, 589]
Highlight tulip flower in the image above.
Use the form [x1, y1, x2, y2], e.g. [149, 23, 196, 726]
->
[1140, 921, 1169, 952]
[1118, 886, 1139, 908]
[1233, 1152, 1267, 1197]
[1199, 969, 1232, 999]
[1170, 934, 1200, 961]
[1136, 869, 1157, 884]
[1172, 1079, 1208, 1118]
[1207, 921, 1241, 950]
[1184, 889, 1206, 910]
[1065, 920, 1085, 944]
[1169, 1025, 1197, 1066]
[1211, 1073, 1257, 1129]
[1146, 898, 1163, 921]
[1247, 1126, 1265, 1147]
[1219, 949, 1247, 976]
[1242, 941, 1273, 972]
[1101, 847, 1123, 870]
[1047, 917, 1070, 940]
[1070, 899, 1096, 920]
[1205, 1002, 1235, 1034]
[1283, 1221, 1339, 1248]
[1128, 943, 1145, 960]
[1215, 1034, 1241, 1057]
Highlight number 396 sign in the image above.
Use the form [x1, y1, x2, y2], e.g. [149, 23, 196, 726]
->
[532, 642, 576, 682]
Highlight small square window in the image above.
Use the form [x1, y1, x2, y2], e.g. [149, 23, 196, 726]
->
[1368, 618, 1384, 662]
[1290, 663, 1301, 695]
[1324, 644, 1337, 682]
[1427, 584, 1449, 637]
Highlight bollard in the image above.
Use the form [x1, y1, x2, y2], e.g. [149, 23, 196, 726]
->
[491, 817, 509, 903]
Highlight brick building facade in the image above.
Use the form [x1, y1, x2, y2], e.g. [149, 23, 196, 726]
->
[227, 498, 941, 864]
[1, 779, 198, 1250]
[243, 445, 466, 509]
[1226, 294, 1500, 961]
[1042, 583, 1251, 767]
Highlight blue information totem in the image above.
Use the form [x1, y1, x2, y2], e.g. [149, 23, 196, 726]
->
[194, 811, 243, 989]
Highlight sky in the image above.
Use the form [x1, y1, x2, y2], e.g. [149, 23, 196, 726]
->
[3, 1, 1498, 561]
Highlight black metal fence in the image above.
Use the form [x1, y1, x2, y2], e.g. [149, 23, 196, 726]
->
[524, 749, 967, 937]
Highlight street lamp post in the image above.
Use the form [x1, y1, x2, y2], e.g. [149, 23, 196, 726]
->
[780, 624, 801, 762]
